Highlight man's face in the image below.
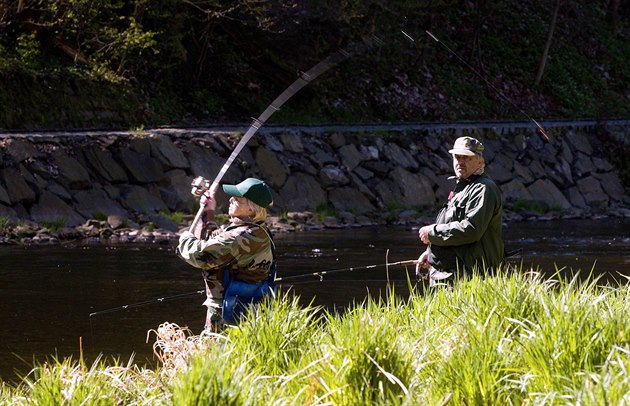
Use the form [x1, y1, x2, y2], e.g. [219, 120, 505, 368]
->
[452, 154, 483, 179]
[228, 196, 255, 218]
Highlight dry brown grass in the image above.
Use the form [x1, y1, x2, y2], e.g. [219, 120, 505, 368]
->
[147, 322, 226, 377]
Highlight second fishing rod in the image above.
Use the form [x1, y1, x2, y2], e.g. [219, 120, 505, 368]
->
[89, 258, 419, 318]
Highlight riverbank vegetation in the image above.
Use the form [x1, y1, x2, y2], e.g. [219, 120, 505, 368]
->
[1, 268, 628, 404]
[1, 1, 629, 129]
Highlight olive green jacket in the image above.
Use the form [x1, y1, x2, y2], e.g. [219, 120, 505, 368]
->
[428, 173, 504, 270]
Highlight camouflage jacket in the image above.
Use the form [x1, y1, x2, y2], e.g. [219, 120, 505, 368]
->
[177, 219, 274, 283]
[428, 173, 504, 269]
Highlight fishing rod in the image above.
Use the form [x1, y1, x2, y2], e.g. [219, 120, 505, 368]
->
[276, 259, 418, 282]
[92, 37, 384, 317]
[88, 259, 418, 317]
[402, 29, 549, 142]
[188, 35, 383, 232]
[89, 290, 205, 317]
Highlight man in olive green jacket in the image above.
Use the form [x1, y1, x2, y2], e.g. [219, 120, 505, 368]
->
[417, 136, 504, 285]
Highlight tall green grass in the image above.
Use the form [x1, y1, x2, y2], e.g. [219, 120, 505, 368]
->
[2, 266, 629, 405]
[3, 355, 165, 405]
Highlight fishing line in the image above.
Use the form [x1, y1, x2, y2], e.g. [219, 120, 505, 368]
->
[88, 260, 418, 317]
[89, 290, 205, 317]
[281, 278, 414, 287]
[402, 29, 549, 141]
[275, 259, 417, 282]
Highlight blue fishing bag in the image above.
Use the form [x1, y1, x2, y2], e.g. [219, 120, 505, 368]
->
[222, 261, 277, 324]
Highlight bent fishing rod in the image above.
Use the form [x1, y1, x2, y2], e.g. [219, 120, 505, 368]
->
[402, 29, 549, 142]
[104, 37, 382, 319]
[188, 35, 383, 232]
[88, 259, 418, 317]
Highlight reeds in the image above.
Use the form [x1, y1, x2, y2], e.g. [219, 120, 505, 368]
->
[1, 265, 629, 405]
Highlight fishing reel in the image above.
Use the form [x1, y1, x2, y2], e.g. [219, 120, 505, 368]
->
[190, 176, 211, 197]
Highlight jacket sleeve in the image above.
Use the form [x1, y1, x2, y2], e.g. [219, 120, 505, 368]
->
[176, 228, 241, 270]
[429, 182, 497, 246]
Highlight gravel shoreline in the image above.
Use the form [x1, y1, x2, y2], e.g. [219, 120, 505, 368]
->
[1, 205, 629, 246]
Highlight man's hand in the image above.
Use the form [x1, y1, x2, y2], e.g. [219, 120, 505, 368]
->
[415, 250, 429, 280]
[200, 184, 218, 211]
[418, 225, 433, 245]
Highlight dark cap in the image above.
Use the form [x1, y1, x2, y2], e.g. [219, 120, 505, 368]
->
[222, 178, 273, 208]
[448, 136, 484, 156]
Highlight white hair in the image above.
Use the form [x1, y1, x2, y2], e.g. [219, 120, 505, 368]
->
[474, 154, 486, 175]
[246, 199, 267, 222]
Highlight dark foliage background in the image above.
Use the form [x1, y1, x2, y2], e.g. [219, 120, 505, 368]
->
[0, 0, 628, 129]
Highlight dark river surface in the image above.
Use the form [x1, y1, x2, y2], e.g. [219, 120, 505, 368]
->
[1, 218, 629, 382]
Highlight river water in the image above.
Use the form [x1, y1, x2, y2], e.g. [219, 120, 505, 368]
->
[1, 218, 628, 382]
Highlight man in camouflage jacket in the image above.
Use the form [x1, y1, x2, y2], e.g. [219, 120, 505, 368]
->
[177, 178, 275, 330]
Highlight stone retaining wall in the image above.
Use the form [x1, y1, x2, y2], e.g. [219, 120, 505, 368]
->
[1, 123, 629, 235]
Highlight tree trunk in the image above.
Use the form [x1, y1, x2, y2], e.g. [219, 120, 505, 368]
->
[52, 36, 89, 64]
[534, 0, 560, 86]
[607, 0, 620, 38]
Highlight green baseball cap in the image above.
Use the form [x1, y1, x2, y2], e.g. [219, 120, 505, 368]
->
[222, 178, 273, 208]
[448, 136, 484, 156]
